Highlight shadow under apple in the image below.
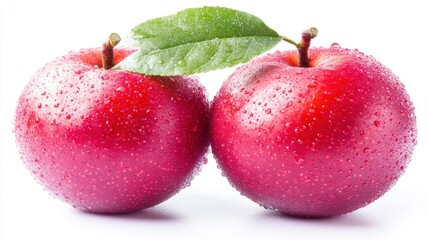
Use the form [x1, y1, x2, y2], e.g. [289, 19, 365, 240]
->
[256, 210, 378, 228]
[78, 205, 182, 222]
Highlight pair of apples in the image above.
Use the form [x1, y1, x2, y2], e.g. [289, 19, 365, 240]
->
[14, 34, 416, 217]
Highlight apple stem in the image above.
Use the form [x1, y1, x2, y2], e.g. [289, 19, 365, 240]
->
[102, 33, 121, 69]
[282, 27, 318, 68]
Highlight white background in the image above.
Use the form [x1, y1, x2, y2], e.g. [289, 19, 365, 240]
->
[1, 0, 428, 239]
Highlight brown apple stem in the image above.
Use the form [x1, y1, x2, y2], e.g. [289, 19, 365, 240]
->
[102, 33, 121, 69]
[297, 28, 318, 67]
[282, 28, 318, 68]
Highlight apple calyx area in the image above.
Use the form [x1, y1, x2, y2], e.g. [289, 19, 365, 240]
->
[282, 27, 318, 68]
[102, 33, 121, 69]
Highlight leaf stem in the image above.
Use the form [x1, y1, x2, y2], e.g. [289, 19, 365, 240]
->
[281, 36, 298, 47]
[102, 33, 121, 69]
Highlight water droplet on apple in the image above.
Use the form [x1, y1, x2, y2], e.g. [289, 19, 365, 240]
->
[295, 157, 304, 164]
[373, 121, 380, 127]
[54, 103, 60, 108]
[116, 86, 125, 92]
[192, 125, 198, 132]
[306, 81, 317, 88]
[330, 43, 341, 48]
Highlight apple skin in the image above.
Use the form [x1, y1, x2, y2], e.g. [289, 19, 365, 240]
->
[210, 46, 417, 217]
[14, 48, 210, 213]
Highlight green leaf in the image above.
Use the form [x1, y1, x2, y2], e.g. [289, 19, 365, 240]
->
[117, 6, 282, 76]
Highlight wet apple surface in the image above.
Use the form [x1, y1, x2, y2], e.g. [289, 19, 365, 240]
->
[15, 48, 210, 213]
[210, 46, 417, 217]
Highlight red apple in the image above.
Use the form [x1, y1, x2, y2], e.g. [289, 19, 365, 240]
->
[210, 42, 417, 217]
[14, 46, 209, 213]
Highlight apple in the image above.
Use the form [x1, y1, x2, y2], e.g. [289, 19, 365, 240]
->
[210, 29, 417, 217]
[14, 34, 210, 213]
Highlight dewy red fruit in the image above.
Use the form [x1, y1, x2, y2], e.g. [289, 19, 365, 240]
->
[15, 47, 209, 213]
[210, 44, 417, 217]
